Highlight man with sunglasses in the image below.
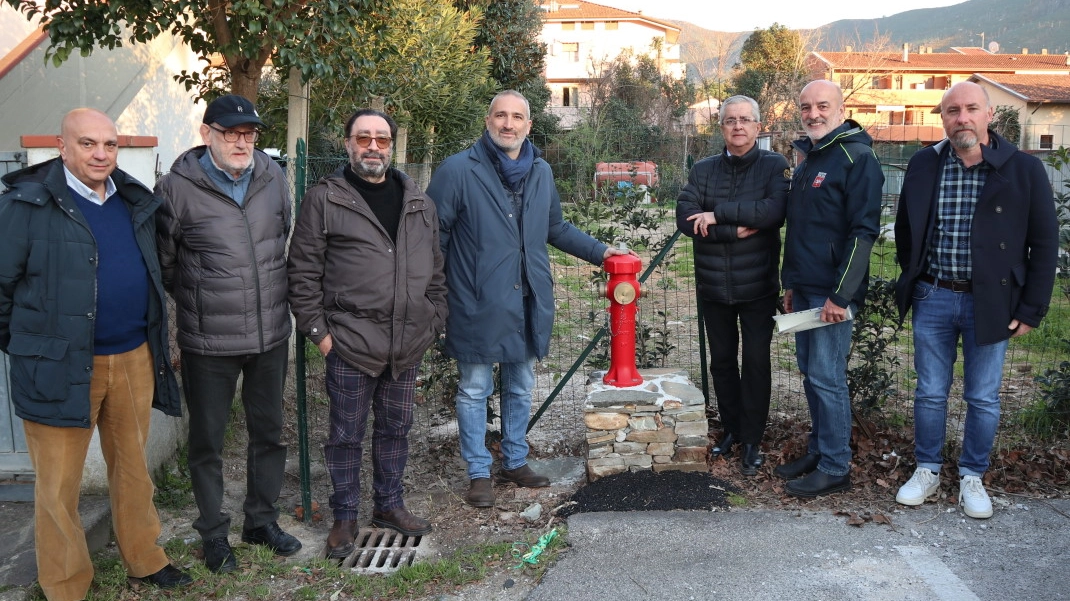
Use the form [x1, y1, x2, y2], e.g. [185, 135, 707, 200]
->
[156, 94, 299, 573]
[289, 108, 446, 558]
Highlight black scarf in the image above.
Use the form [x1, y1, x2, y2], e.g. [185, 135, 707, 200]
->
[481, 130, 534, 193]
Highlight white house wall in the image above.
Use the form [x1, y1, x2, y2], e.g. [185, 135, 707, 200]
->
[0, 3, 202, 181]
[980, 84, 1070, 150]
[541, 15, 684, 122]
[0, 6, 38, 57]
[543, 20, 682, 82]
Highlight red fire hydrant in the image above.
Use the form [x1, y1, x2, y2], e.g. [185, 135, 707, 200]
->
[602, 246, 643, 387]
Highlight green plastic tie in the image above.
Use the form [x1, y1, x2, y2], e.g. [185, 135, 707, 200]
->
[511, 527, 558, 569]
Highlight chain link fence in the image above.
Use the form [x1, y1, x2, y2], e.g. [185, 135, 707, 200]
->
[287, 127, 1070, 472]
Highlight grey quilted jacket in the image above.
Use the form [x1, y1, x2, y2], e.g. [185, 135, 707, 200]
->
[155, 147, 292, 355]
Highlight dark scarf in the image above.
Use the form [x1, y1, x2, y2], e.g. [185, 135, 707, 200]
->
[481, 130, 534, 193]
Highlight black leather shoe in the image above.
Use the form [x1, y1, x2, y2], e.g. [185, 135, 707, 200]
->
[710, 433, 738, 458]
[785, 469, 851, 498]
[774, 452, 821, 480]
[141, 564, 193, 588]
[498, 465, 550, 488]
[241, 522, 302, 556]
[740, 444, 764, 476]
[203, 536, 237, 573]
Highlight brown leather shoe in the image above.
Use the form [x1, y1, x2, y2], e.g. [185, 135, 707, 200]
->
[466, 477, 494, 508]
[498, 464, 551, 488]
[326, 519, 358, 559]
[371, 507, 432, 536]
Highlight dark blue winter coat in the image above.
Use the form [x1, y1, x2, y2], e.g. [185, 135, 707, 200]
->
[894, 131, 1058, 345]
[427, 140, 607, 363]
[0, 158, 180, 427]
[781, 120, 884, 308]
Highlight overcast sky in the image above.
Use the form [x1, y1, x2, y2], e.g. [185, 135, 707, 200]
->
[595, 0, 967, 32]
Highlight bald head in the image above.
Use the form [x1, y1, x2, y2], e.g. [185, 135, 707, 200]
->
[799, 79, 846, 142]
[940, 81, 993, 151]
[58, 108, 119, 197]
[60, 108, 114, 138]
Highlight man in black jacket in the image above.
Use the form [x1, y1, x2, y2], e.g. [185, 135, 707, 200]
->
[777, 80, 884, 497]
[676, 95, 789, 476]
[0, 108, 191, 600]
[893, 81, 1057, 519]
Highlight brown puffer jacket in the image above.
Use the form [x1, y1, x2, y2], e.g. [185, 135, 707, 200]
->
[155, 148, 292, 355]
[287, 167, 447, 378]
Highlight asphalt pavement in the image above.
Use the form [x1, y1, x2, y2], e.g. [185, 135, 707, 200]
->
[527, 500, 1070, 601]
[2, 479, 1068, 601]
[0, 484, 110, 599]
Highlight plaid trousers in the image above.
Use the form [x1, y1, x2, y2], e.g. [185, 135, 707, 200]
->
[324, 352, 418, 520]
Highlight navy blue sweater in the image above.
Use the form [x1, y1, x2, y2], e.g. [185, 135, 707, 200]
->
[72, 189, 149, 354]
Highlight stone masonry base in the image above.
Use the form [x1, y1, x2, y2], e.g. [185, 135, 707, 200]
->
[584, 368, 709, 481]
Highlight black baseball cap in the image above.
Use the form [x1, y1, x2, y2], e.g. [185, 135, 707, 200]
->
[202, 94, 266, 128]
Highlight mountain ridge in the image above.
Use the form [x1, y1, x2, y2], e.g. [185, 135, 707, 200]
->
[674, 0, 1070, 84]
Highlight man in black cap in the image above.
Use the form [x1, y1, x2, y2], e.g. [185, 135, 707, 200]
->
[156, 94, 300, 573]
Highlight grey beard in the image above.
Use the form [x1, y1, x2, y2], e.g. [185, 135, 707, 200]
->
[950, 131, 979, 150]
[353, 157, 389, 179]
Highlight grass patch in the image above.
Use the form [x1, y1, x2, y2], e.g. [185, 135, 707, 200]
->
[727, 493, 748, 507]
[153, 446, 193, 510]
[24, 534, 559, 601]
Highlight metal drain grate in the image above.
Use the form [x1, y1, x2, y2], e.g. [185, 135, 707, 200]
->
[338, 528, 424, 574]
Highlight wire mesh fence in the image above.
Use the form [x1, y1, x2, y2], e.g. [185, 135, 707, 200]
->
[288, 127, 1070, 471]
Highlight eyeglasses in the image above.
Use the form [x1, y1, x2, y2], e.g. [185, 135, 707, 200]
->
[208, 125, 260, 143]
[349, 135, 393, 148]
[722, 117, 757, 127]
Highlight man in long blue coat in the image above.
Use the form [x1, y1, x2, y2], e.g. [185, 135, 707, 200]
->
[427, 90, 632, 507]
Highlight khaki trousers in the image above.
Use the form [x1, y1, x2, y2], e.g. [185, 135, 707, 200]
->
[24, 343, 169, 601]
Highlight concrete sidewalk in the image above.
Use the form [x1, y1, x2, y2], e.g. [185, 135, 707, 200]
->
[0, 483, 111, 599]
[528, 501, 1070, 601]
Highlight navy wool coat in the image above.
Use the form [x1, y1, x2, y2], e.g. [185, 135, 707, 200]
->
[427, 140, 607, 363]
[894, 131, 1059, 345]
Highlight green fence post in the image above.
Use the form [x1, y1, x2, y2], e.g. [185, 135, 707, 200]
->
[293, 138, 313, 523]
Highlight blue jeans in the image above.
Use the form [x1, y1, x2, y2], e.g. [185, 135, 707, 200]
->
[792, 290, 854, 476]
[456, 358, 536, 479]
[911, 282, 1007, 477]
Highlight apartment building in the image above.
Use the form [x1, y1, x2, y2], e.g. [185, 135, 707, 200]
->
[539, 1, 686, 127]
[808, 46, 1070, 146]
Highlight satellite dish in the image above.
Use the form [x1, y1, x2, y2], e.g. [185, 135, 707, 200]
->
[989, 41, 1000, 53]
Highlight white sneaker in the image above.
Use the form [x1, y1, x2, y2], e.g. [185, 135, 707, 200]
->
[959, 475, 993, 519]
[896, 467, 940, 506]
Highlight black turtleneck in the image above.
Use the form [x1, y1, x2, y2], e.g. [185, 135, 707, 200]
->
[344, 166, 403, 243]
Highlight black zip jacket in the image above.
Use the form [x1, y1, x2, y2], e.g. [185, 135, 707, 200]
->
[781, 120, 884, 308]
[0, 158, 181, 427]
[676, 144, 789, 303]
